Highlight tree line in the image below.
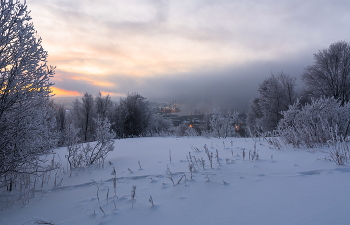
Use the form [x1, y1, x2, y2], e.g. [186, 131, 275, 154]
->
[54, 92, 242, 144]
[55, 92, 174, 144]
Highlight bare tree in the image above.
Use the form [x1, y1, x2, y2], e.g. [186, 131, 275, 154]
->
[303, 41, 350, 105]
[54, 103, 66, 146]
[257, 72, 297, 132]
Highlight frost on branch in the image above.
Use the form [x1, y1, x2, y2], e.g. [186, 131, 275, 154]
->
[0, 0, 57, 196]
[327, 135, 349, 165]
[210, 108, 238, 138]
[66, 117, 115, 169]
[86, 117, 115, 167]
[278, 98, 350, 148]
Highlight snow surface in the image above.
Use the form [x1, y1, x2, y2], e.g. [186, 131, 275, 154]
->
[1, 137, 350, 225]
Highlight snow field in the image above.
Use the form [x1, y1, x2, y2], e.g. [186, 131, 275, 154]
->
[1, 137, 350, 225]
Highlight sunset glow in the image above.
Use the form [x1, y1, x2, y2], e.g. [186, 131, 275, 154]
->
[51, 87, 80, 97]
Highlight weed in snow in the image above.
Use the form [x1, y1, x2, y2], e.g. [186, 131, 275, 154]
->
[192, 155, 199, 169]
[225, 158, 234, 164]
[177, 174, 187, 185]
[191, 145, 200, 152]
[169, 150, 172, 163]
[215, 149, 220, 166]
[199, 157, 205, 169]
[166, 165, 175, 186]
[106, 188, 109, 204]
[111, 167, 117, 198]
[99, 206, 105, 215]
[188, 163, 194, 180]
[138, 160, 142, 169]
[149, 195, 154, 206]
[92, 179, 100, 202]
[202, 173, 216, 181]
[25, 218, 55, 225]
[131, 185, 137, 207]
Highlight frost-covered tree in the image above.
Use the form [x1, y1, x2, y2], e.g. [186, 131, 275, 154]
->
[146, 116, 173, 136]
[198, 113, 211, 135]
[209, 108, 238, 138]
[0, 0, 56, 190]
[95, 92, 113, 120]
[210, 108, 224, 138]
[222, 109, 238, 138]
[247, 98, 263, 136]
[255, 72, 297, 132]
[70, 93, 97, 142]
[174, 123, 188, 137]
[303, 41, 350, 105]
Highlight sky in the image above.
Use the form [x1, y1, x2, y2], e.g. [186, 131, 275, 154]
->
[26, 0, 350, 112]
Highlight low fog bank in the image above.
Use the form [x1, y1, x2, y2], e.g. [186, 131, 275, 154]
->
[54, 52, 313, 114]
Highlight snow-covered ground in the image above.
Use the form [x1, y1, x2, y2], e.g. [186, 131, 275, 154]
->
[1, 137, 350, 225]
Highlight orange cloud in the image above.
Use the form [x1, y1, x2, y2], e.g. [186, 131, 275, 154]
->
[51, 87, 80, 97]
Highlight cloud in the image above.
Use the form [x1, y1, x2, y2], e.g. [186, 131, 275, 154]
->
[51, 87, 80, 97]
[26, 0, 350, 112]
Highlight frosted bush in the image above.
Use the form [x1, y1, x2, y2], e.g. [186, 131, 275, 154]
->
[278, 98, 350, 147]
[327, 134, 349, 165]
[66, 117, 115, 169]
[185, 127, 199, 137]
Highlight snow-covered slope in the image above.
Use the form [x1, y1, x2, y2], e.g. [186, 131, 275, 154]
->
[1, 137, 349, 225]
